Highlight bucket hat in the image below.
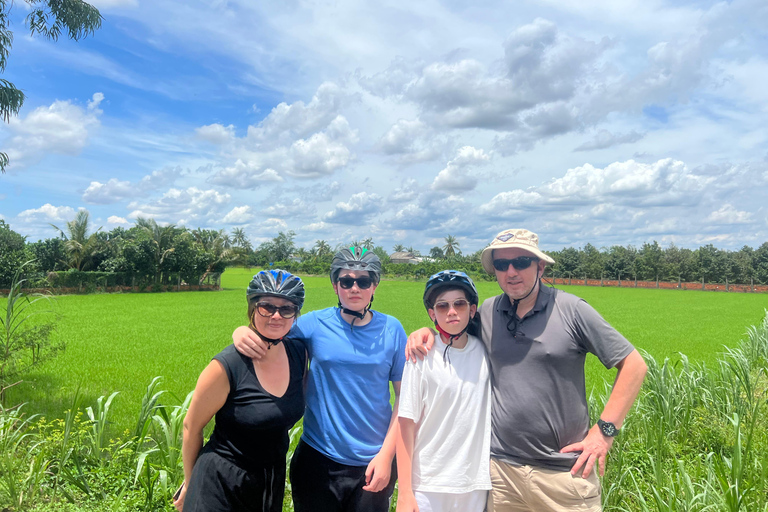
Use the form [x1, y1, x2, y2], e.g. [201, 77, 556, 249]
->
[480, 228, 555, 274]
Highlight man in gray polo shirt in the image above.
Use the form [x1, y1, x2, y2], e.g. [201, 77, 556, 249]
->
[407, 229, 647, 511]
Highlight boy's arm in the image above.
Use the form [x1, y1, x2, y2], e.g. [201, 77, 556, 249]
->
[363, 381, 401, 492]
[232, 325, 269, 359]
[396, 417, 419, 512]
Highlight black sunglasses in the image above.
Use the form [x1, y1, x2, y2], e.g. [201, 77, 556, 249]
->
[337, 276, 374, 290]
[255, 302, 299, 319]
[492, 256, 539, 272]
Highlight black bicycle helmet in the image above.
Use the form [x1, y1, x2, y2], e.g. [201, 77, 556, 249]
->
[247, 269, 305, 309]
[330, 245, 382, 284]
[423, 270, 479, 311]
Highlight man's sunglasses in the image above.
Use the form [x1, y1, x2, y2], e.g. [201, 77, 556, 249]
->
[255, 302, 299, 319]
[337, 276, 374, 290]
[433, 299, 471, 314]
[492, 256, 539, 272]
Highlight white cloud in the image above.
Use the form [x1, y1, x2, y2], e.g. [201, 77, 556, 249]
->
[322, 192, 384, 224]
[196, 124, 236, 145]
[5, 93, 104, 168]
[87, 0, 138, 8]
[221, 205, 255, 224]
[107, 216, 130, 225]
[209, 160, 284, 189]
[17, 204, 77, 222]
[574, 130, 646, 152]
[82, 167, 183, 204]
[707, 204, 753, 224]
[261, 198, 315, 219]
[127, 187, 231, 225]
[431, 146, 490, 192]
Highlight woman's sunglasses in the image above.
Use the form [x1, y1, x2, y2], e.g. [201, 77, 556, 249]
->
[433, 299, 471, 314]
[492, 256, 538, 272]
[255, 302, 299, 319]
[337, 276, 374, 290]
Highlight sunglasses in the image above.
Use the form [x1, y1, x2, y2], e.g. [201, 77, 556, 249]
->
[433, 299, 471, 314]
[337, 276, 374, 290]
[492, 256, 538, 272]
[255, 302, 299, 319]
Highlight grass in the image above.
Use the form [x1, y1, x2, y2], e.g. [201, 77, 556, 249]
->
[3, 267, 767, 433]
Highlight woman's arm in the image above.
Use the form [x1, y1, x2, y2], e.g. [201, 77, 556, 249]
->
[363, 381, 401, 492]
[174, 360, 229, 511]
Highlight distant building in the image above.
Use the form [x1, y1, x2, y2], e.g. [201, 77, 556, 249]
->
[390, 251, 422, 264]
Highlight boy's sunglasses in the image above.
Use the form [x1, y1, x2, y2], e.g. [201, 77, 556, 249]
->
[433, 299, 471, 314]
[492, 256, 538, 272]
[255, 302, 299, 319]
[337, 276, 374, 290]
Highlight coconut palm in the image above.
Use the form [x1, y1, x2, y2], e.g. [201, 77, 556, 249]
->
[393, 244, 406, 252]
[313, 239, 332, 259]
[50, 210, 102, 270]
[443, 235, 460, 258]
[136, 217, 177, 283]
[230, 228, 251, 251]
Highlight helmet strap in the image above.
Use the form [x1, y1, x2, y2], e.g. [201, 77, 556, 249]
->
[337, 298, 374, 333]
[433, 319, 471, 364]
[248, 324, 284, 350]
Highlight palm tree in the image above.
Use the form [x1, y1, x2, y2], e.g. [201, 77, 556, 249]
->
[361, 237, 374, 250]
[443, 235, 460, 258]
[193, 228, 236, 284]
[313, 239, 332, 260]
[230, 228, 251, 251]
[136, 217, 177, 283]
[50, 210, 102, 270]
[393, 244, 405, 253]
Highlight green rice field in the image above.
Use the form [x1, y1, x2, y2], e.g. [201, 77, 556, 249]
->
[5, 267, 768, 432]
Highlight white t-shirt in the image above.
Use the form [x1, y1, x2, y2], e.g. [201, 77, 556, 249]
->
[398, 334, 492, 493]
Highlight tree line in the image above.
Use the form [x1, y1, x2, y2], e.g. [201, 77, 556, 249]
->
[3, 218, 768, 288]
[0, 214, 249, 288]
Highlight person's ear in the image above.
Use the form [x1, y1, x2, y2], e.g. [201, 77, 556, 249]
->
[470, 304, 477, 317]
[428, 308, 436, 323]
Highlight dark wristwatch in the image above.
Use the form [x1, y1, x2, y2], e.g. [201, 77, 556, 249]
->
[597, 419, 620, 437]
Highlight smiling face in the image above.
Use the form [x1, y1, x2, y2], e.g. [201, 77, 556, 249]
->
[333, 269, 377, 312]
[249, 296, 295, 339]
[492, 247, 547, 300]
[428, 288, 477, 336]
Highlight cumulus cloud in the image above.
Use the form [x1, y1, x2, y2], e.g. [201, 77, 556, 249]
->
[322, 192, 384, 224]
[5, 93, 104, 168]
[208, 90, 358, 185]
[261, 198, 315, 219]
[196, 124, 236, 145]
[82, 166, 183, 204]
[707, 204, 753, 224]
[17, 204, 77, 222]
[431, 146, 490, 192]
[107, 216, 130, 225]
[221, 205, 255, 224]
[574, 130, 646, 151]
[127, 187, 231, 225]
[375, 119, 442, 163]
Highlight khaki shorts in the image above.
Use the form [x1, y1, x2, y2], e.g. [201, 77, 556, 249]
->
[487, 458, 602, 512]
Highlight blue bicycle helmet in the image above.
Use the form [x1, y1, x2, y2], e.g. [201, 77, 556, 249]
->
[423, 270, 479, 311]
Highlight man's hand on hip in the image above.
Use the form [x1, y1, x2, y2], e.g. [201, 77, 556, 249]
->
[561, 424, 614, 477]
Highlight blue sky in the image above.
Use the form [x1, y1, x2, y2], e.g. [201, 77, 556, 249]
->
[2, 0, 767, 253]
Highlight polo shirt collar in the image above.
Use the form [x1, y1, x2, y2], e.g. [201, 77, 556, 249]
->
[497, 281, 554, 316]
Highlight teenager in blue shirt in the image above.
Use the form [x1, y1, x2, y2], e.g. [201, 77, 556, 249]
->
[233, 246, 407, 512]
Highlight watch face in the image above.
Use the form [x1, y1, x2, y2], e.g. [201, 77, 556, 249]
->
[600, 420, 617, 436]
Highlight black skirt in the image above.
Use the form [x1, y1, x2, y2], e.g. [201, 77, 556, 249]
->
[183, 446, 286, 512]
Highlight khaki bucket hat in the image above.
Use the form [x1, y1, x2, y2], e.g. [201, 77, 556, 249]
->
[481, 228, 556, 274]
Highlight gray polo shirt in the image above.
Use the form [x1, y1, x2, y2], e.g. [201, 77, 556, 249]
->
[478, 284, 634, 471]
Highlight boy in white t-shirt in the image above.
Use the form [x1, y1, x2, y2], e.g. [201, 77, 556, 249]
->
[396, 270, 492, 512]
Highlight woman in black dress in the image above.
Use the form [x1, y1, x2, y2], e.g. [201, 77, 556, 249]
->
[174, 270, 307, 512]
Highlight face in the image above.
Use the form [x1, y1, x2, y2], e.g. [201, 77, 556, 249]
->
[250, 297, 296, 339]
[428, 289, 477, 336]
[333, 269, 377, 312]
[492, 247, 547, 300]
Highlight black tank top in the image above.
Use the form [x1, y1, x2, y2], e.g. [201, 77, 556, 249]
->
[205, 340, 306, 471]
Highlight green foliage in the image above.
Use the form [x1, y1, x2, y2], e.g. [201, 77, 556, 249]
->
[0, 220, 26, 287]
[1, 262, 60, 401]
